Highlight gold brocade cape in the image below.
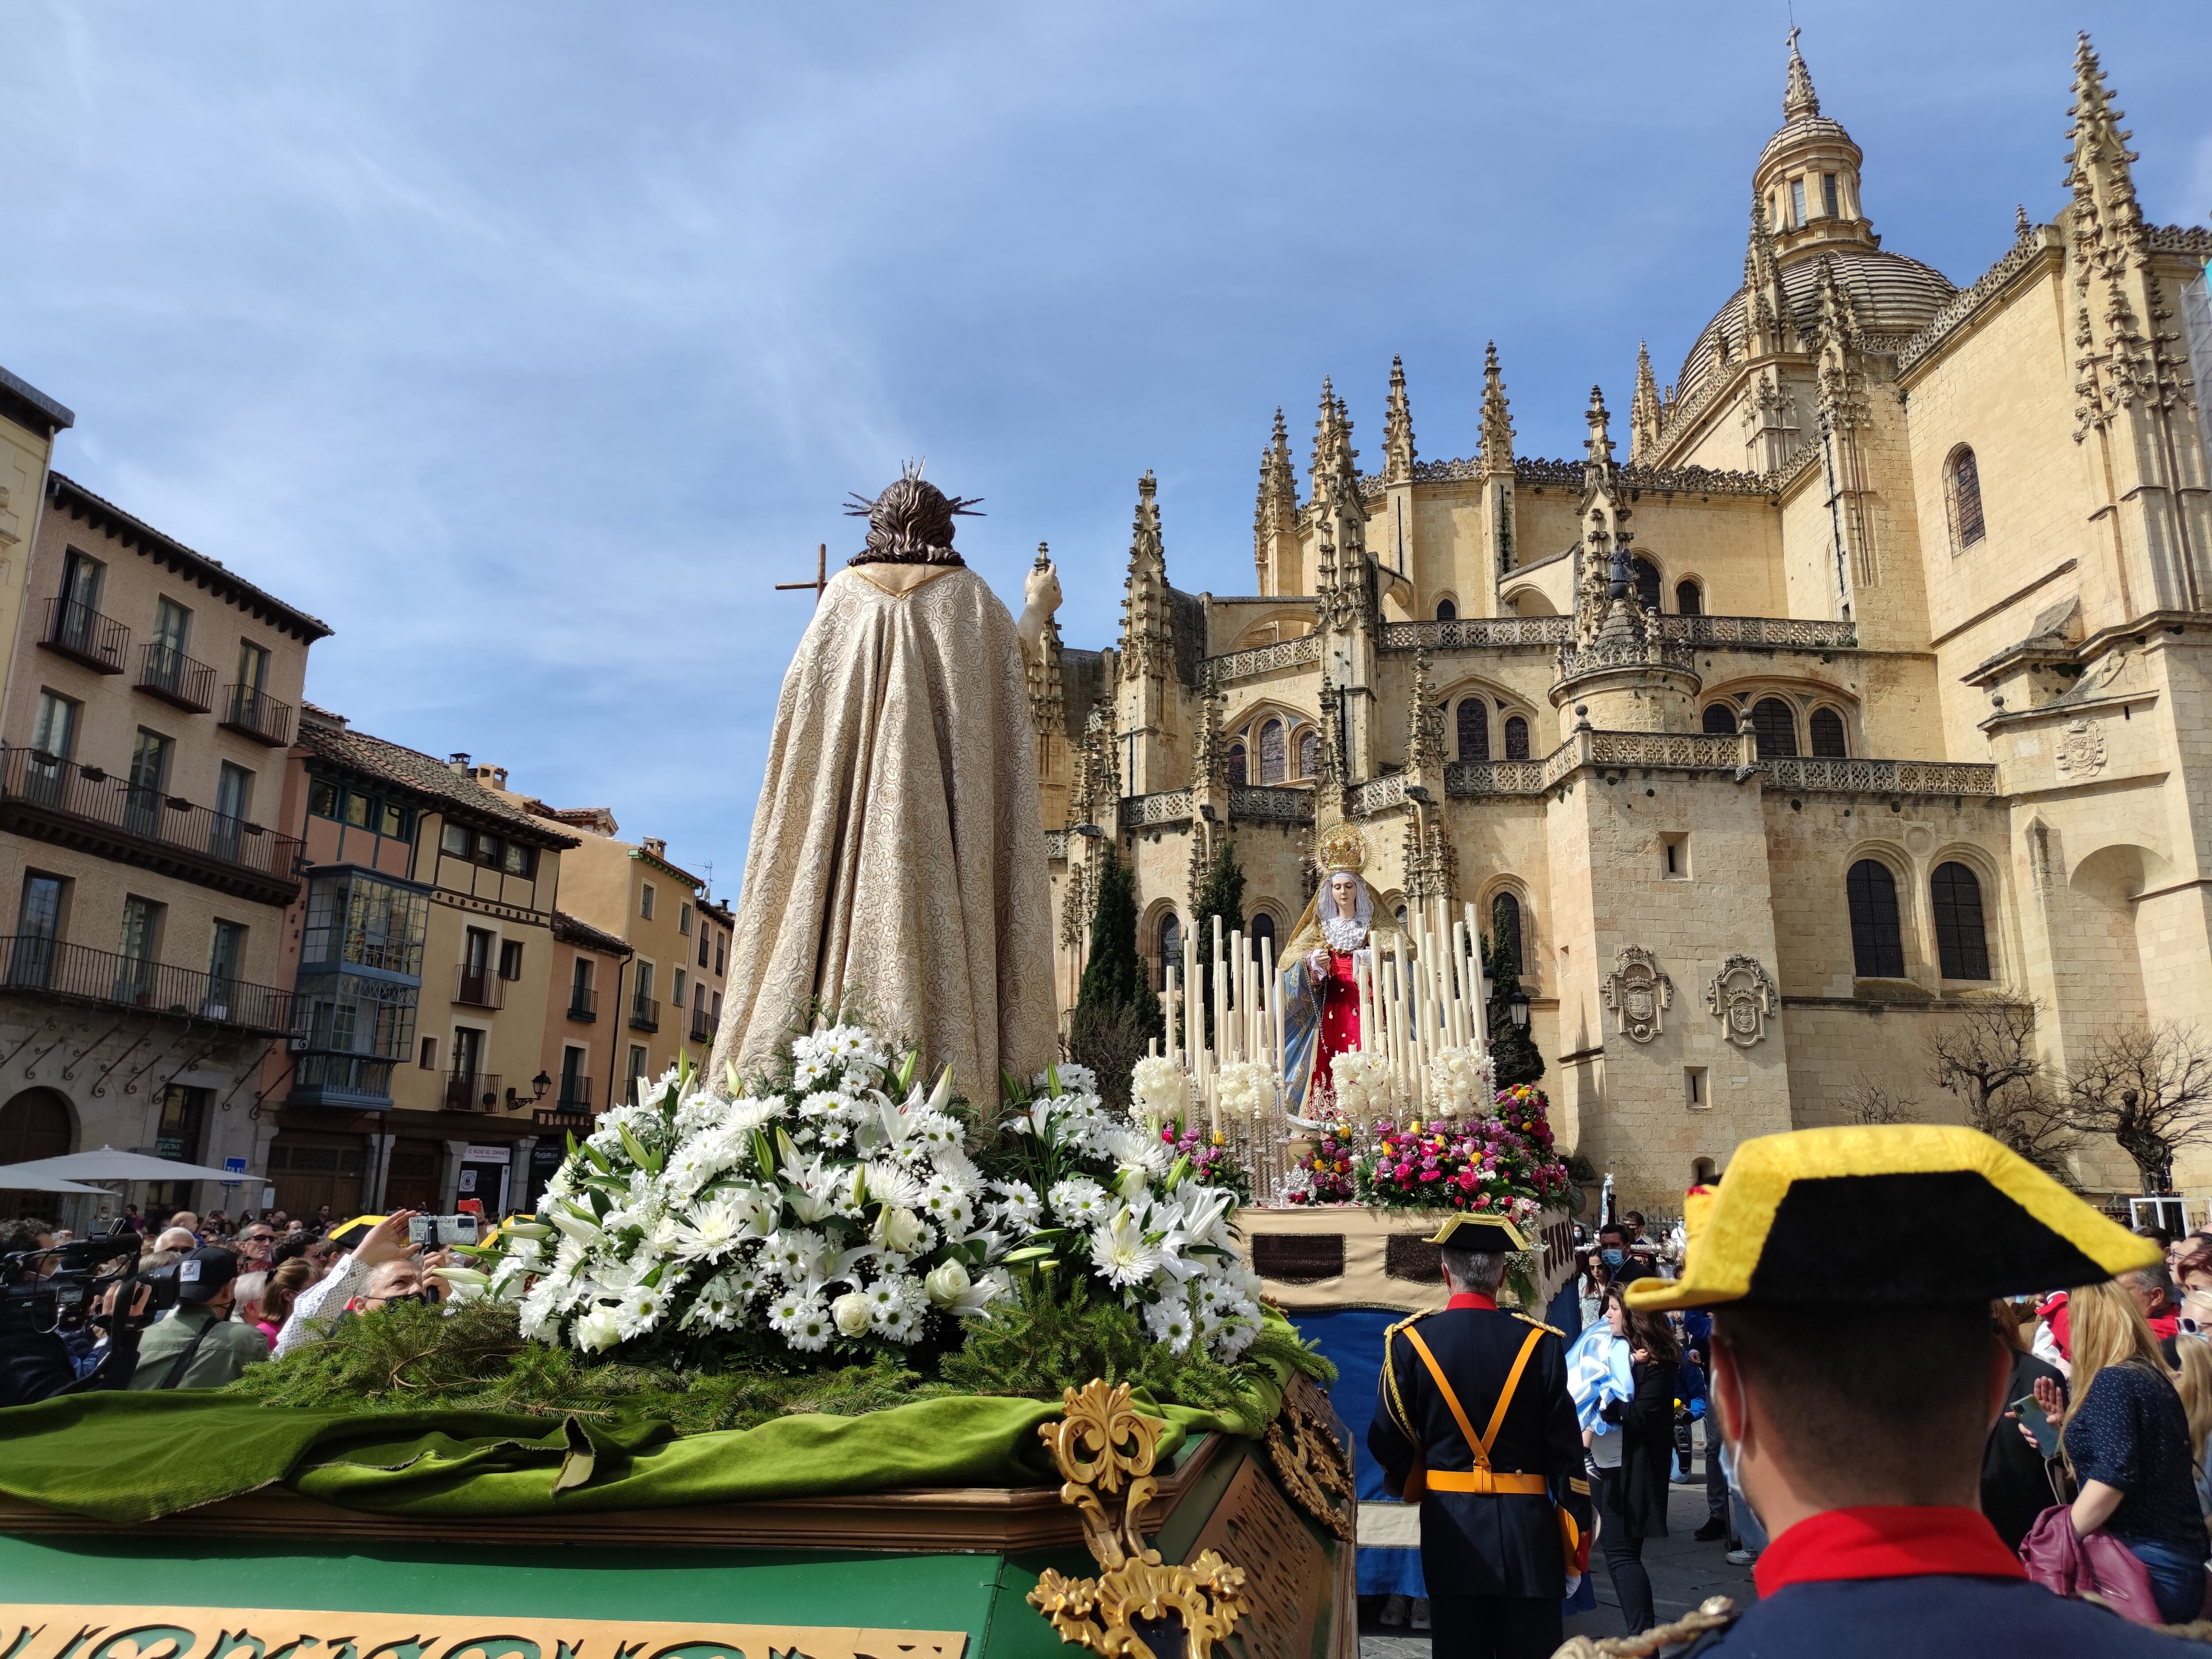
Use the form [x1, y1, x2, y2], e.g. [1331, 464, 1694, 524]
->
[709, 564, 1057, 1103]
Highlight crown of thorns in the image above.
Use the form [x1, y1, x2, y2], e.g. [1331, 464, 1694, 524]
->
[844, 461, 983, 559]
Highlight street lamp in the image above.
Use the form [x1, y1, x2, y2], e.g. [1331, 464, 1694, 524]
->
[531, 1071, 553, 1102]
[1509, 989, 1531, 1032]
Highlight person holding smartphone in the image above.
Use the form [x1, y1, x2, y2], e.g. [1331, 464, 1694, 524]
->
[271, 1211, 421, 1356]
[1982, 1299, 2067, 1551]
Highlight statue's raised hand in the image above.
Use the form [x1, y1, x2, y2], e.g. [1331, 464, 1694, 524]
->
[1017, 559, 1062, 664]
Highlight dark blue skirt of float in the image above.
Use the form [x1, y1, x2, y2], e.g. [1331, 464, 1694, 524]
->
[1286, 1281, 1590, 1612]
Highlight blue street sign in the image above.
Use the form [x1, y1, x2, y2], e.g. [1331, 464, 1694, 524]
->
[221, 1156, 247, 1188]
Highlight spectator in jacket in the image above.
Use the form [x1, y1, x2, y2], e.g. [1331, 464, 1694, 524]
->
[1594, 1284, 1680, 1634]
[1983, 1299, 2067, 1553]
[127, 1248, 267, 1390]
[273, 1212, 419, 1356]
[2035, 1280, 2205, 1623]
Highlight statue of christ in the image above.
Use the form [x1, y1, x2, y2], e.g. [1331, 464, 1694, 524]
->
[710, 466, 1060, 1105]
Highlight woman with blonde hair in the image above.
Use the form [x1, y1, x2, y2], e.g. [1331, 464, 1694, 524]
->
[2034, 1280, 2205, 1621]
[2171, 1338, 2212, 1525]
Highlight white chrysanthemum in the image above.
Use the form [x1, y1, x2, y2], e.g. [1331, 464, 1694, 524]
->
[615, 1279, 673, 1339]
[920, 1178, 973, 1232]
[1089, 1209, 1165, 1288]
[862, 1160, 926, 1212]
[680, 1271, 746, 1331]
[672, 1191, 767, 1261]
[1036, 1062, 1098, 1098]
[1214, 1059, 1276, 1121]
[1144, 1296, 1196, 1354]
[763, 1229, 830, 1286]
[989, 1181, 1043, 1229]
[1048, 1178, 1110, 1226]
[518, 1281, 561, 1340]
[1103, 1125, 1172, 1181]
[771, 1294, 833, 1352]
[875, 1300, 926, 1343]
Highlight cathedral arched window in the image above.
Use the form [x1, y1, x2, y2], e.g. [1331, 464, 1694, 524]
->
[1297, 729, 1318, 779]
[1750, 698, 1799, 759]
[1491, 891, 1525, 975]
[1435, 598, 1457, 622]
[1503, 715, 1530, 760]
[1809, 707, 1848, 758]
[1931, 862, 1991, 981]
[1702, 703, 1740, 736]
[1258, 720, 1286, 784]
[1947, 446, 1986, 550]
[1157, 914, 1181, 991]
[1227, 743, 1247, 787]
[1251, 913, 1276, 954]
[1676, 580, 1703, 616]
[1457, 698, 1490, 761]
[1630, 557, 1662, 612]
[1846, 859, 1906, 979]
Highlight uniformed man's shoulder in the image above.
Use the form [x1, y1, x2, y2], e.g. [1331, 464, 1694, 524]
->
[1670, 1575, 2190, 1658]
[1513, 1311, 1565, 1337]
[1384, 1309, 1436, 1338]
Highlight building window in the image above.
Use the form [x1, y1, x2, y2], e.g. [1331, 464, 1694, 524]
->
[117, 895, 164, 1000]
[1158, 914, 1181, 991]
[1790, 177, 1807, 227]
[419, 1036, 438, 1069]
[627, 1045, 649, 1105]
[1251, 913, 1275, 954]
[1297, 729, 1318, 778]
[1750, 698, 1799, 759]
[33, 689, 79, 762]
[559, 1046, 588, 1109]
[1932, 862, 1992, 980]
[301, 871, 427, 975]
[679, 903, 693, 936]
[715, 931, 727, 975]
[1435, 598, 1456, 621]
[1822, 173, 1839, 218]
[236, 639, 270, 705]
[442, 822, 470, 856]
[1227, 744, 1248, 787]
[1457, 698, 1490, 761]
[673, 967, 688, 1011]
[498, 939, 524, 981]
[1259, 720, 1285, 785]
[1702, 703, 1739, 735]
[1676, 580, 1703, 616]
[1490, 891, 1525, 974]
[1630, 557, 1662, 612]
[641, 883, 656, 921]
[1503, 715, 1530, 760]
[698, 928, 710, 969]
[1948, 446, 1986, 549]
[1809, 707, 1848, 758]
[570, 957, 593, 1012]
[1847, 859, 1906, 979]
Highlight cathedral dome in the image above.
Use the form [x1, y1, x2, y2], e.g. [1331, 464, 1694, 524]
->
[1672, 250, 1956, 407]
[1758, 114, 1853, 170]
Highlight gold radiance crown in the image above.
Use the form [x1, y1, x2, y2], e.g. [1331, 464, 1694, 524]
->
[1314, 824, 1368, 876]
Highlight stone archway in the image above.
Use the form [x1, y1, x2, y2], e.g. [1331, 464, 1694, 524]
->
[0, 1087, 76, 1222]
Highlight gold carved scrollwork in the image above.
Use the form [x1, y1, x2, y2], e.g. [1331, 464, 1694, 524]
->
[1027, 1380, 1253, 1659]
[1262, 1378, 1356, 1540]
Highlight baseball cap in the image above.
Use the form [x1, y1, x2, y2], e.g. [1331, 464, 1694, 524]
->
[175, 1246, 240, 1303]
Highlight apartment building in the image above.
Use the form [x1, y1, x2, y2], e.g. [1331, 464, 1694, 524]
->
[0, 458, 327, 1222]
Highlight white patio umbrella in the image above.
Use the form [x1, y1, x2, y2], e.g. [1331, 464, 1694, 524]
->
[0, 1175, 111, 1195]
[0, 1146, 263, 1188]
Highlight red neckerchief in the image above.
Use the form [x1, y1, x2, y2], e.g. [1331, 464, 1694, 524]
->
[1755, 1505, 2027, 1597]
[1445, 1292, 1497, 1312]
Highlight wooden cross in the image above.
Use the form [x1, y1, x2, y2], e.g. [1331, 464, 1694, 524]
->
[775, 543, 829, 605]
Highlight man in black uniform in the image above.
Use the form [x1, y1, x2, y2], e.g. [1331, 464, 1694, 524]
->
[1368, 1216, 1592, 1659]
[1624, 1125, 2189, 1656]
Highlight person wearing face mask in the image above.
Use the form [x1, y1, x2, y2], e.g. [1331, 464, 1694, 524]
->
[1596, 1223, 1649, 1287]
[1620, 1125, 2181, 1653]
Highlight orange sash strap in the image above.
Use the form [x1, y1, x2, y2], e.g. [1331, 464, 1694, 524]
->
[1398, 1322, 1548, 1497]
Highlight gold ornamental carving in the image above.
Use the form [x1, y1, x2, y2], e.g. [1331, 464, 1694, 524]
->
[1261, 1376, 1356, 1540]
[0, 1607, 968, 1659]
[1028, 1380, 1252, 1659]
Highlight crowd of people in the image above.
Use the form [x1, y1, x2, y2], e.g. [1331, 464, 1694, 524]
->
[0, 1205, 451, 1405]
[1558, 1215, 2212, 1635]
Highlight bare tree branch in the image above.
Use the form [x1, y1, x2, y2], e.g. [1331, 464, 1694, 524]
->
[1840, 1084, 1918, 1126]
[2063, 1023, 2212, 1195]
[1928, 1002, 2079, 1181]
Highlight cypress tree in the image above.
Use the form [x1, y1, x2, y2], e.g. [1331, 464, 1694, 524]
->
[1075, 845, 1163, 1045]
[1484, 926, 1546, 1089]
[1187, 837, 1247, 1048]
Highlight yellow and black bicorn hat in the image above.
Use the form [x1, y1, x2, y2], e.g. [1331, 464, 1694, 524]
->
[1625, 1125, 2162, 1313]
[1423, 1215, 1528, 1253]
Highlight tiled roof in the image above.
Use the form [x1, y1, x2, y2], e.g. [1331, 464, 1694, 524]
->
[300, 709, 580, 849]
[47, 472, 332, 643]
[553, 910, 633, 956]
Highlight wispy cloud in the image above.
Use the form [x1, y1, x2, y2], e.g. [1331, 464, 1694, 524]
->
[4, 0, 2206, 894]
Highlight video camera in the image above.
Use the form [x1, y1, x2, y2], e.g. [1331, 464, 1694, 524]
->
[0, 1224, 162, 1335]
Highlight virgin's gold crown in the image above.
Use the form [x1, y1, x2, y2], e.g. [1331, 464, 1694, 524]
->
[1315, 824, 1368, 876]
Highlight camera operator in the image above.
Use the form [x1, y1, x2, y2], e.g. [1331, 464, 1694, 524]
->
[128, 1247, 267, 1389]
[1, 1224, 150, 1408]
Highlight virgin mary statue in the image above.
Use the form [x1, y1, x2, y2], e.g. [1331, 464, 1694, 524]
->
[1281, 825, 1406, 1115]
[710, 466, 1059, 1105]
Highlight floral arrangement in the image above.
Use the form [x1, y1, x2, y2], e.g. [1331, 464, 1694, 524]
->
[470, 1033, 1264, 1367]
[1129, 1054, 1190, 1124]
[1285, 1119, 1359, 1205]
[1425, 1045, 1495, 1118]
[1213, 1059, 1276, 1121]
[1159, 1121, 1253, 1208]
[1325, 1047, 1399, 1122]
[476, 1029, 1021, 1359]
[1357, 1086, 1571, 1225]
[988, 1068, 1265, 1359]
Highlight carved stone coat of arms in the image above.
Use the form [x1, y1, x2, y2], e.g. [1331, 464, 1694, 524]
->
[2053, 718, 2106, 779]
[1706, 954, 1779, 1048]
[1603, 947, 1673, 1044]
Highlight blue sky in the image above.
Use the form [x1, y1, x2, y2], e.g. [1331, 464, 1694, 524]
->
[7, 2, 2207, 902]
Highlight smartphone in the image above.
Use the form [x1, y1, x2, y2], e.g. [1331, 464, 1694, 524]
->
[2010, 1392, 2060, 1458]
